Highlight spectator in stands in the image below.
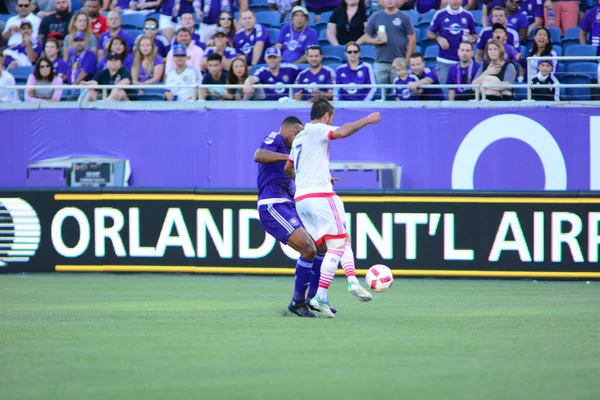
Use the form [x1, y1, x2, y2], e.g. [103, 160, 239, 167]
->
[294, 45, 335, 101]
[305, 0, 341, 17]
[164, 43, 201, 100]
[197, 1, 247, 41]
[44, 38, 68, 80]
[235, 9, 269, 67]
[440, 0, 478, 10]
[221, 55, 248, 100]
[38, 0, 71, 42]
[25, 56, 63, 102]
[97, 36, 134, 69]
[407, 52, 444, 100]
[203, 27, 237, 70]
[98, 11, 134, 58]
[473, 39, 516, 100]
[482, 0, 509, 27]
[335, 41, 375, 100]
[63, 12, 98, 59]
[0, 50, 18, 102]
[136, 17, 171, 58]
[475, 7, 520, 62]
[88, 0, 108, 36]
[269, 0, 300, 22]
[172, 13, 205, 50]
[4, 21, 42, 69]
[83, 51, 131, 100]
[34, 0, 56, 18]
[519, 0, 544, 33]
[132, 35, 164, 93]
[392, 57, 419, 100]
[205, 10, 236, 47]
[201, 52, 227, 99]
[520, 27, 557, 80]
[2, 0, 42, 47]
[275, 5, 318, 63]
[357, 0, 416, 85]
[165, 27, 203, 71]
[427, 0, 478, 84]
[531, 59, 559, 100]
[579, 1, 600, 54]
[66, 31, 97, 83]
[504, 0, 529, 45]
[327, 0, 367, 46]
[491, 23, 521, 64]
[243, 45, 299, 100]
[157, 0, 203, 43]
[447, 41, 480, 100]
[543, 0, 578, 34]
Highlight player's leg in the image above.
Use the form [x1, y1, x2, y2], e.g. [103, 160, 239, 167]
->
[342, 234, 372, 302]
[285, 226, 318, 312]
[307, 241, 337, 314]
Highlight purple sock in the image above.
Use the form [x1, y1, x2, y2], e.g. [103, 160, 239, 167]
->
[293, 257, 313, 303]
[307, 253, 325, 299]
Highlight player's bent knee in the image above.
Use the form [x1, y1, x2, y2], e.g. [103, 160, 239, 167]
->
[325, 237, 346, 249]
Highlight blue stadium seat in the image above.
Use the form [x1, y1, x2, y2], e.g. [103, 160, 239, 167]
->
[321, 44, 346, 59]
[361, 45, 376, 60]
[318, 29, 328, 44]
[424, 45, 438, 67]
[470, 10, 483, 25]
[314, 22, 328, 35]
[267, 28, 279, 44]
[296, 63, 309, 71]
[561, 27, 583, 53]
[564, 44, 597, 67]
[561, 75, 591, 100]
[324, 61, 341, 70]
[405, 10, 419, 26]
[362, 57, 374, 64]
[121, 13, 146, 29]
[414, 45, 422, 54]
[553, 44, 562, 56]
[476, 26, 483, 35]
[566, 62, 598, 80]
[513, 82, 527, 100]
[249, 0, 270, 11]
[255, 11, 281, 28]
[71, 0, 82, 12]
[419, 11, 436, 28]
[323, 55, 342, 64]
[319, 11, 333, 23]
[125, 28, 143, 40]
[0, 14, 13, 23]
[10, 66, 33, 83]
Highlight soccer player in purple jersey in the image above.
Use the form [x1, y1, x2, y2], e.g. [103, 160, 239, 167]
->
[255, 116, 319, 318]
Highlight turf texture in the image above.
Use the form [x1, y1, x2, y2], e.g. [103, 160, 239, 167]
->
[0, 274, 599, 400]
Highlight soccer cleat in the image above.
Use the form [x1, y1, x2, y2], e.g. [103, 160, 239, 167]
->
[309, 297, 335, 318]
[308, 298, 337, 314]
[288, 301, 316, 318]
[348, 281, 373, 302]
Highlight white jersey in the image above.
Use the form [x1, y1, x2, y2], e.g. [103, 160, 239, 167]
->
[289, 122, 337, 199]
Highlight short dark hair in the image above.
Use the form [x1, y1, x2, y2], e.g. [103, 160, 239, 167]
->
[459, 41, 474, 50]
[207, 53, 223, 63]
[409, 52, 425, 62]
[281, 116, 302, 127]
[310, 98, 334, 121]
[176, 27, 191, 35]
[144, 17, 158, 26]
[491, 6, 507, 15]
[306, 45, 322, 55]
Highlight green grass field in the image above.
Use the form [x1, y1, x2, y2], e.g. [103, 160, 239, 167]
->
[1, 274, 599, 400]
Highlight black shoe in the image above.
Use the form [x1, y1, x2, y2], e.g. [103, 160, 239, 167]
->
[307, 298, 337, 314]
[288, 301, 316, 318]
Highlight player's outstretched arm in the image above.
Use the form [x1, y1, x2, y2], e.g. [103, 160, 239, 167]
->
[253, 149, 289, 164]
[330, 112, 381, 140]
[284, 160, 296, 179]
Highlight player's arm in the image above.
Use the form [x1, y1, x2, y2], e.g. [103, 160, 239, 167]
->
[284, 160, 295, 179]
[253, 148, 289, 163]
[329, 112, 381, 140]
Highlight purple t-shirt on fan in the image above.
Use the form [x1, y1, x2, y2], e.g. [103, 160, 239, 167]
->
[67, 48, 97, 83]
[257, 132, 294, 201]
[3, 40, 42, 67]
[476, 26, 520, 50]
[446, 61, 480, 92]
[276, 24, 318, 63]
[52, 57, 69, 77]
[416, 0, 440, 14]
[204, 46, 237, 59]
[484, 0, 505, 9]
[160, 0, 193, 17]
[335, 62, 376, 101]
[293, 65, 335, 100]
[393, 75, 419, 100]
[201, 0, 236, 25]
[138, 55, 164, 82]
[98, 29, 134, 52]
[579, 5, 600, 54]
[429, 7, 477, 62]
[520, 0, 543, 25]
[253, 63, 299, 100]
[235, 23, 270, 65]
[305, 0, 340, 13]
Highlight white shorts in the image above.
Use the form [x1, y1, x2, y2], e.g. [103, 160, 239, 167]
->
[159, 14, 178, 31]
[295, 194, 347, 244]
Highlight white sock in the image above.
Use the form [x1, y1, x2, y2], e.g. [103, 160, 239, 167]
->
[341, 242, 359, 284]
[316, 248, 344, 300]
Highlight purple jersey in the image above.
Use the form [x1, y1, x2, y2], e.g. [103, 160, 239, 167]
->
[446, 61, 480, 92]
[305, 0, 340, 13]
[171, 32, 205, 50]
[97, 53, 134, 71]
[235, 24, 270, 65]
[257, 131, 294, 201]
[520, 0, 543, 25]
[393, 74, 419, 100]
[294, 65, 335, 100]
[253, 63, 299, 100]
[67, 49, 97, 83]
[138, 55, 164, 82]
[335, 62, 376, 101]
[476, 26, 520, 50]
[204, 46, 237, 59]
[503, 43, 520, 64]
[429, 8, 477, 62]
[3, 40, 42, 67]
[410, 67, 445, 100]
[202, 0, 236, 25]
[52, 57, 69, 77]
[160, 0, 193, 17]
[416, 0, 440, 14]
[276, 24, 318, 63]
[98, 29, 134, 52]
[580, 5, 600, 54]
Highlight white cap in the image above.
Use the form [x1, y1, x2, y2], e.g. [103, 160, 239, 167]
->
[291, 5, 309, 17]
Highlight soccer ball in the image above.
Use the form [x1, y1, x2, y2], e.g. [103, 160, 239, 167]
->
[365, 264, 394, 292]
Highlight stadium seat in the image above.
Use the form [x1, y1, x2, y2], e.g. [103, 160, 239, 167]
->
[424, 45, 438, 68]
[321, 44, 345, 59]
[296, 63, 309, 71]
[566, 62, 598, 80]
[121, 13, 147, 29]
[319, 11, 333, 23]
[249, 0, 270, 11]
[314, 22, 328, 35]
[362, 57, 375, 64]
[267, 28, 279, 44]
[561, 27, 583, 52]
[564, 44, 597, 67]
[255, 11, 281, 28]
[324, 61, 341, 70]
[361, 45, 376, 60]
[513, 82, 527, 100]
[323, 55, 342, 63]
[561, 75, 591, 101]
[405, 10, 419, 26]
[9, 66, 33, 83]
[553, 44, 562, 56]
[419, 11, 436, 28]
[125, 28, 143, 40]
[414, 45, 422, 54]
[318, 29, 328, 44]
[0, 14, 12, 23]
[71, 0, 82, 12]
[470, 10, 483, 25]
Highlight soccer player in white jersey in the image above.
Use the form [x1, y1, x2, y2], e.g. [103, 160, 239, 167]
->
[284, 98, 381, 318]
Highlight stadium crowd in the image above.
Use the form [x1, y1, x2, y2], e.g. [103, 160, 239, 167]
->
[0, 0, 599, 101]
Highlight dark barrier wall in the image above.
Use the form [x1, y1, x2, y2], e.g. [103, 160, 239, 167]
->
[2, 108, 600, 190]
[1, 190, 599, 278]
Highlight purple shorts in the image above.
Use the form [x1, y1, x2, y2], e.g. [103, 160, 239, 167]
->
[258, 201, 303, 244]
